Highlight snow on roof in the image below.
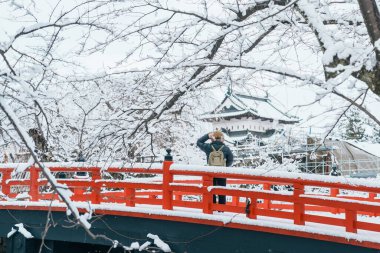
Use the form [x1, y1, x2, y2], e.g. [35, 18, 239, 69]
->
[235, 93, 296, 121]
[199, 109, 251, 120]
[200, 91, 298, 123]
[222, 131, 250, 144]
[345, 140, 380, 158]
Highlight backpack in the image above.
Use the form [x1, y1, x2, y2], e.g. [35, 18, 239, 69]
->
[208, 145, 226, 166]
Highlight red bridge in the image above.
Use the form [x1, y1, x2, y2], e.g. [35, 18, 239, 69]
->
[1, 153, 380, 253]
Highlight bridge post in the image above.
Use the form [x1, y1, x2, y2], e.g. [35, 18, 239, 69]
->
[246, 197, 257, 219]
[330, 188, 340, 214]
[6, 232, 27, 253]
[163, 149, 173, 210]
[263, 183, 271, 209]
[125, 188, 135, 207]
[29, 166, 39, 201]
[293, 182, 305, 225]
[202, 175, 213, 214]
[232, 195, 239, 206]
[345, 209, 357, 233]
[91, 169, 101, 204]
[6, 233, 54, 253]
[1, 169, 11, 196]
[369, 192, 378, 216]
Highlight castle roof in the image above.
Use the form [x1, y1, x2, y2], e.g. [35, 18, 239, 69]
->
[200, 90, 299, 124]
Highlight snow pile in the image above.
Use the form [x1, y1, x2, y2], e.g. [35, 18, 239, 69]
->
[123, 241, 140, 251]
[139, 241, 152, 251]
[123, 234, 171, 252]
[147, 233, 171, 252]
[7, 223, 33, 239]
[15, 192, 31, 200]
[79, 212, 92, 229]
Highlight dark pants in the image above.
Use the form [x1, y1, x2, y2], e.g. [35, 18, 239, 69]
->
[213, 177, 226, 204]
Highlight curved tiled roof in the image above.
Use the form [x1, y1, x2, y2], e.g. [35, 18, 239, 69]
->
[200, 91, 299, 123]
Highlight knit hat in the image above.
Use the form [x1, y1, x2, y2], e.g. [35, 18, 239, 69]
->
[213, 130, 224, 140]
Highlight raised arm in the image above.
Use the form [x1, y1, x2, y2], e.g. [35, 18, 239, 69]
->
[196, 134, 210, 152]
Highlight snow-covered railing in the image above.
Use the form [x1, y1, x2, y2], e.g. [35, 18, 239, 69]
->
[166, 164, 380, 234]
[0, 163, 164, 204]
[1, 155, 380, 235]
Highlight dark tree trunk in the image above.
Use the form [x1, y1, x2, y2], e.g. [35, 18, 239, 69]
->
[357, 0, 380, 46]
[356, 0, 380, 95]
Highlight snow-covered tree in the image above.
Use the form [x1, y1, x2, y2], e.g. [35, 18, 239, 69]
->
[1, 0, 380, 160]
[3, 0, 380, 250]
[332, 106, 380, 143]
[341, 108, 366, 140]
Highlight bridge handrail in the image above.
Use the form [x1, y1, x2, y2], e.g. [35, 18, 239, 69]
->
[166, 162, 380, 233]
[170, 164, 380, 190]
[1, 159, 380, 235]
[0, 162, 163, 169]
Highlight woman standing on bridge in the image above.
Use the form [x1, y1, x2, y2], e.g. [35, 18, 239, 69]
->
[196, 131, 234, 205]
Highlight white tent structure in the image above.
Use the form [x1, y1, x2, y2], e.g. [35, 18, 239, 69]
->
[325, 139, 380, 177]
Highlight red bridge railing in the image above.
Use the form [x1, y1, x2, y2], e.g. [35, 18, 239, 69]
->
[1, 157, 380, 236]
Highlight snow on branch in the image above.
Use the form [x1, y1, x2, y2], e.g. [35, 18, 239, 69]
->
[297, 0, 365, 66]
[7, 223, 33, 239]
[172, 59, 324, 85]
[147, 233, 172, 253]
[0, 96, 109, 238]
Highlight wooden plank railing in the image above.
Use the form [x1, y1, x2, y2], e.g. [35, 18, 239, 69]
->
[1, 158, 380, 235]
